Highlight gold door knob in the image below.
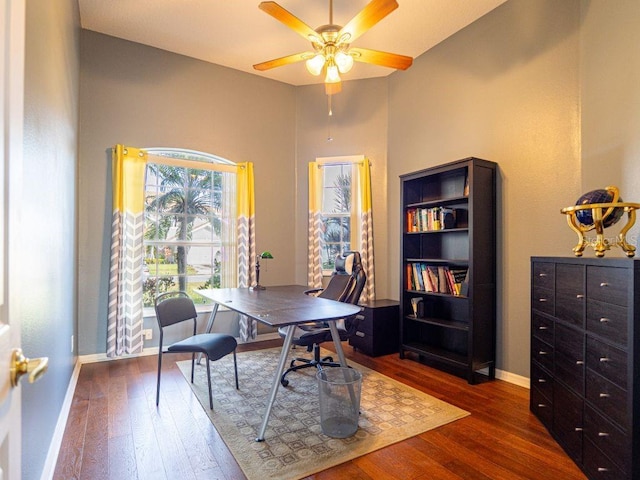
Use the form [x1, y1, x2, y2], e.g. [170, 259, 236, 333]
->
[10, 348, 48, 387]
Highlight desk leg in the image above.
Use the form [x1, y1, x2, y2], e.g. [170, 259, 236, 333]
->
[328, 320, 349, 367]
[197, 303, 220, 365]
[256, 324, 295, 442]
[328, 320, 358, 415]
[204, 303, 219, 333]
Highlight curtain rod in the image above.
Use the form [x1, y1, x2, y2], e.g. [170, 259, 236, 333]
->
[315, 155, 369, 167]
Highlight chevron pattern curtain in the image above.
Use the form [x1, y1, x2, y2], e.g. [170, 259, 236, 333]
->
[237, 162, 257, 341]
[308, 162, 323, 289]
[107, 145, 148, 357]
[357, 160, 375, 302]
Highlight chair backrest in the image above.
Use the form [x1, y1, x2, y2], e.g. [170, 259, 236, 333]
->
[318, 251, 366, 305]
[154, 291, 198, 328]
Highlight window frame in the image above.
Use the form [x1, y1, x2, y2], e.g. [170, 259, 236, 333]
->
[142, 148, 238, 309]
[316, 155, 363, 276]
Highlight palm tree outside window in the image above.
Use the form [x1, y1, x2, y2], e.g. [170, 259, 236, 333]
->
[142, 148, 237, 307]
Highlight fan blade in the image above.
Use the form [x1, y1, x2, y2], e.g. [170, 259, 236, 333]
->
[338, 0, 398, 44]
[253, 52, 312, 71]
[259, 2, 321, 43]
[350, 47, 412, 70]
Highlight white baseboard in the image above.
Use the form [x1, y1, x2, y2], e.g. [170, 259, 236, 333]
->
[40, 359, 81, 480]
[495, 368, 530, 389]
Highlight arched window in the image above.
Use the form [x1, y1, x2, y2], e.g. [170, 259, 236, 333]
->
[142, 148, 237, 307]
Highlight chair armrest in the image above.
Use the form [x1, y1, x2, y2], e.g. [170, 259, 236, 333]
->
[304, 288, 324, 296]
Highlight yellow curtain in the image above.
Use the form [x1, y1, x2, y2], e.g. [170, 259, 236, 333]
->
[308, 162, 323, 288]
[357, 160, 375, 302]
[236, 162, 258, 341]
[107, 145, 148, 357]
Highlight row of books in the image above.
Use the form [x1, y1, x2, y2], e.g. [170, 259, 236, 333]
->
[406, 207, 456, 232]
[406, 262, 468, 296]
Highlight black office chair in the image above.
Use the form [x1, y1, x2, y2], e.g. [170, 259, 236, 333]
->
[278, 251, 367, 387]
[154, 291, 238, 409]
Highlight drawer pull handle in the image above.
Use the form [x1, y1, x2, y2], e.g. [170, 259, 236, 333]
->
[576, 360, 584, 365]
[537, 403, 547, 408]
[538, 298, 548, 302]
[599, 393, 610, 398]
[576, 294, 584, 299]
[598, 432, 610, 437]
[538, 351, 549, 355]
[600, 282, 609, 287]
[355, 331, 365, 337]
[574, 427, 583, 432]
[538, 326, 549, 330]
[599, 317, 610, 323]
[539, 273, 547, 277]
[538, 378, 546, 383]
[597, 468, 609, 472]
[600, 357, 611, 363]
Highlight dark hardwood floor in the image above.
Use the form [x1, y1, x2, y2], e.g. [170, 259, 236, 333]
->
[53, 340, 586, 480]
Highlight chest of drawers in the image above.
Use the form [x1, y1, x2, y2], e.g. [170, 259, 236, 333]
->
[349, 299, 399, 357]
[530, 257, 640, 479]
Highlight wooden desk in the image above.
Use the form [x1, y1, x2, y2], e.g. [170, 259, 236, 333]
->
[198, 285, 361, 441]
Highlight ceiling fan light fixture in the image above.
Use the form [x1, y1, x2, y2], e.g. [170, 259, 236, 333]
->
[325, 63, 341, 84]
[306, 54, 326, 76]
[335, 51, 354, 73]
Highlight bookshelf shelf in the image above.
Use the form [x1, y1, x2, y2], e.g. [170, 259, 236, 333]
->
[399, 157, 497, 384]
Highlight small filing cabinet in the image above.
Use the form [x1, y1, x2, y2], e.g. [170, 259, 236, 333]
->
[349, 299, 399, 357]
[530, 257, 640, 479]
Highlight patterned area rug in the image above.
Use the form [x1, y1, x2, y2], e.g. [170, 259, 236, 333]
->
[177, 347, 469, 480]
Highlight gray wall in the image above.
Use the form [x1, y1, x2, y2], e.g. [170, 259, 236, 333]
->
[387, 0, 582, 377]
[78, 31, 297, 354]
[294, 79, 391, 295]
[22, 0, 79, 478]
[580, 0, 640, 246]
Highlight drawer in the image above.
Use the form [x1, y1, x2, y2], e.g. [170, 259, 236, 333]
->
[584, 405, 629, 472]
[554, 322, 583, 359]
[556, 264, 585, 326]
[532, 286, 554, 315]
[583, 438, 626, 480]
[531, 360, 553, 401]
[586, 337, 627, 390]
[553, 383, 584, 465]
[349, 329, 373, 353]
[586, 298, 627, 346]
[531, 336, 554, 372]
[586, 368, 628, 430]
[532, 262, 554, 289]
[532, 312, 554, 345]
[530, 385, 553, 431]
[555, 320, 584, 394]
[587, 266, 628, 307]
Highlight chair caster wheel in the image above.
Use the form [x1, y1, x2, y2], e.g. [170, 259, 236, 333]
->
[281, 378, 289, 387]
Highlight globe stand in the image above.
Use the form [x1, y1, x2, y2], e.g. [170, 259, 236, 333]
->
[561, 202, 640, 257]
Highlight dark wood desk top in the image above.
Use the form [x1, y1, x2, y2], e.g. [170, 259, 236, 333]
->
[198, 285, 362, 328]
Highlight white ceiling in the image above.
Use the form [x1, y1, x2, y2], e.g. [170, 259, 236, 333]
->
[78, 0, 507, 86]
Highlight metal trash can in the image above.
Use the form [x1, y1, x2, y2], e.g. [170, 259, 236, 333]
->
[317, 367, 362, 438]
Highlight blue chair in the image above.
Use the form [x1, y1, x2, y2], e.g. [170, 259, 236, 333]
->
[154, 291, 238, 409]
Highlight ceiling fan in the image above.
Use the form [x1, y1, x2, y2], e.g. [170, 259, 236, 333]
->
[253, 0, 413, 95]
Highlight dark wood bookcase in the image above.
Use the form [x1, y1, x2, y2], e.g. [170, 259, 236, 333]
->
[399, 157, 497, 384]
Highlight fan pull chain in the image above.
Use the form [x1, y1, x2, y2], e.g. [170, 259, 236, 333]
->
[327, 95, 333, 142]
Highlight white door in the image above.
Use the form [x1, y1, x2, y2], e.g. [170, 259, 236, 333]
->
[0, 1, 26, 479]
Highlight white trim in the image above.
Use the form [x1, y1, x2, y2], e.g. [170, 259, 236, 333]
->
[315, 154, 365, 166]
[495, 369, 530, 389]
[39, 359, 81, 480]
